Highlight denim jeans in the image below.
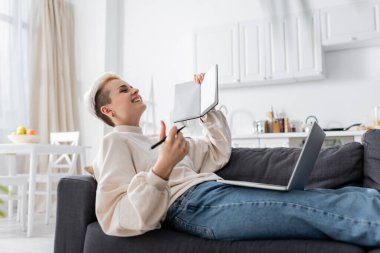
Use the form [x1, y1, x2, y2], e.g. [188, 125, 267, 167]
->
[166, 181, 380, 247]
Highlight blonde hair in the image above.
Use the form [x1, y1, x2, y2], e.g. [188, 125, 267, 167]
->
[84, 72, 120, 126]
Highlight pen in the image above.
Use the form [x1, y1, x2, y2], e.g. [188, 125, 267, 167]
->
[150, 126, 186, 150]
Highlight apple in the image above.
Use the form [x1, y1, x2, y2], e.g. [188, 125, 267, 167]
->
[27, 129, 36, 135]
[16, 126, 27, 135]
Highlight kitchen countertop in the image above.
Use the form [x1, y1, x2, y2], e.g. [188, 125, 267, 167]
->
[232, 130, 367, 139]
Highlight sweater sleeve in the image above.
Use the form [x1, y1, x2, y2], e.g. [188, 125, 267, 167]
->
[186, 109, 232, 173]
[93, 133, 170, 237]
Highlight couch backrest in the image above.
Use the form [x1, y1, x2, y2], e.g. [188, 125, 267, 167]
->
[216, 140, 364, 189]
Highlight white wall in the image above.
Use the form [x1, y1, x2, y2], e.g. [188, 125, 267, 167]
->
[70, 0, 107, 162]
[121, 0, 380, 136]
[72, 0, 380, 161]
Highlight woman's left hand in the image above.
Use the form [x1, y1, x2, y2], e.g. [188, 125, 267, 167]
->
[194, 73, 205, 85]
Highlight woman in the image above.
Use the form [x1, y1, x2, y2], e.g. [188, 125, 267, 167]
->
[85, 72, 380, 246]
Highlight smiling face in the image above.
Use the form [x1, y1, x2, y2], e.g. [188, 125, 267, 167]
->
[99, 78, 146, 126]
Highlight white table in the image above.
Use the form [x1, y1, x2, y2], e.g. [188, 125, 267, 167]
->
[0, 143, 87, 237]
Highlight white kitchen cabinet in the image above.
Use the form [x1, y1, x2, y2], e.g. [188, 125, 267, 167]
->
[193, 24, 239, 84]
[266, 17, 294, 81]
[260, 138, 290, 148]
[194, 11, 324, 87]
[231, 131, 365, 149]
[194, 1, 380, 87]
[238, 17, 295, 84]
[321, 0, 380, 47]
[232, 139, 260, 148]
[292, 11, 324, 80]
[238, 12, 323, 84]
[239, 20, 267, 83]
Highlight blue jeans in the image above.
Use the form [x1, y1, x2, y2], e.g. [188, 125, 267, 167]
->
[166, 181, 380, 246]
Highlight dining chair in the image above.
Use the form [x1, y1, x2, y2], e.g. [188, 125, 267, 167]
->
[0, 174, 27, 231]
[34, 131, 80, 225]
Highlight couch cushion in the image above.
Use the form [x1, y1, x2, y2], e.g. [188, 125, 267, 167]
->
[83, 222, 365, 253]
[362, 129, 380, 190]
[216, 142, 363, 189]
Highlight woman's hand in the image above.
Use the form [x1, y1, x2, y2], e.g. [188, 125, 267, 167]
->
[152, 121, 189, 180]
[194, 73, 205, 85]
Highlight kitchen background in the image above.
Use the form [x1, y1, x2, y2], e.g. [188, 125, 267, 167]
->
[71, 0, 380, 161]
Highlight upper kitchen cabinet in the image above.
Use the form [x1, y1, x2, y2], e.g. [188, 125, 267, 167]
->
[193, 24, 239, 84]
[194, 11, 324, 88]
[239, 19, 266, 83]
[266, 16, 294, 81]
[238, 12, 323, 84]
[292, 11, 324, 80]
[321, 0, 380, 49]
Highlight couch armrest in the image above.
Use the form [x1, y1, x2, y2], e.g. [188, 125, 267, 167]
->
[362, 129, 380, 190]
[54, 176, 97, 253]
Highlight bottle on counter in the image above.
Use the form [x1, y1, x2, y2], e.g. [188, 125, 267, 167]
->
[266, 106, 274, 133]
[284, 117, 289, 133]
[272, 119, 281, 133]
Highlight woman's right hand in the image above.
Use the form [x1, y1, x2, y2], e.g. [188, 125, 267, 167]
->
[152, 121, 189, 180]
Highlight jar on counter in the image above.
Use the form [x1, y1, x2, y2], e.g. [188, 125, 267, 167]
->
[253, 120, 270, 133]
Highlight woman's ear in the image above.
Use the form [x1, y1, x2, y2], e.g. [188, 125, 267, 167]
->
[100, 105, 114, 117]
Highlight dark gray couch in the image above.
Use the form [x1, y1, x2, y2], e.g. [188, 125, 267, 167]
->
[54, 130, 380, 253]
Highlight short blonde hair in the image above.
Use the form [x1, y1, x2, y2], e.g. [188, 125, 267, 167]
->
[84, 72, 120, 126]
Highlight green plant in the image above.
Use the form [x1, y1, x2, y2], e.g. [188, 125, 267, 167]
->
[0, 185, 8, 218]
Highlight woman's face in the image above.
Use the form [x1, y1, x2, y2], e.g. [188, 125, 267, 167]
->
[100, 78, 146, 126]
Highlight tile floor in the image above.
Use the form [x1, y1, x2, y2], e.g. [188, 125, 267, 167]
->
[0, 214, 55, 253]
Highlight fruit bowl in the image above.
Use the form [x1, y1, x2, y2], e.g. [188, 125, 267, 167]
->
[8, 135, 40, 144]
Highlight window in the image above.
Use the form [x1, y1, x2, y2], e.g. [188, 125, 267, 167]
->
[0, 0, 30, 142]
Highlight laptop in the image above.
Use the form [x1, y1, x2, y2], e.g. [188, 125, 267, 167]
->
[218, 122, 326, 191]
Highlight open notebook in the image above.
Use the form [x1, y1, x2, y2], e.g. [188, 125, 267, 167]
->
[173, 64, 218, 123]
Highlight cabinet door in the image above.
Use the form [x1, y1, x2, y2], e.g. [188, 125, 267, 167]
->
[266, 17, 294, 81]
[259, 138, 290, 148]
[321, 0, 380, 46]
[232, 139, 260, 148]
[239, 20, 266, 83]
[194, 24, 239, 84]
[292, 11, 324, 80]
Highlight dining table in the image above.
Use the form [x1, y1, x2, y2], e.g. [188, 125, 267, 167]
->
[0, 143, 87, 237]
